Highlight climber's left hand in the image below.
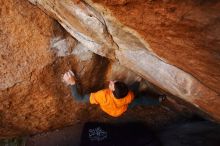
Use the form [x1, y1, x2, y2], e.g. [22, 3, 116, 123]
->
[63, 70, 76, 85]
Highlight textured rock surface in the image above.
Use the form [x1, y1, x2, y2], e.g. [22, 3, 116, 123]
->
[30, 0, 220, 121]
[1, 0, 220, 139]
[0, 0, 54, 90]
[85, 0, 220, 121]
[91, 0, 220, 94]
[32, 0, 118, 59]
[0, 0, 160, 138]
[0, 0, 67, 137]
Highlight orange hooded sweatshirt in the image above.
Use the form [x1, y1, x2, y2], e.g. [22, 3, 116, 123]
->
[90, 89, 134, 117]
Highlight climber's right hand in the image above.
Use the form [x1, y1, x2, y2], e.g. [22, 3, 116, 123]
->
[63, 70, 76, 85]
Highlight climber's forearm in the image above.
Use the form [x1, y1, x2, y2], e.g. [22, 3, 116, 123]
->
[70, 85, 90, 102]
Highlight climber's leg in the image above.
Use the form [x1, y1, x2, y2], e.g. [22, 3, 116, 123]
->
[128, 81, 140, 96]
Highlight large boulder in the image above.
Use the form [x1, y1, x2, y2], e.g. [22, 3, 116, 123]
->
[0, 0, 146, 138]
[0, 0, 220, 139]
[29, 0, 220, 121]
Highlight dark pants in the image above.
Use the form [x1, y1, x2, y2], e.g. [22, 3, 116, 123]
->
[128, 82, 160, 109]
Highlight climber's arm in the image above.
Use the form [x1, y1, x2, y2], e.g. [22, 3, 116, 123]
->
[63, 70, 90, 103]
[70, 84, 103, 104]
[70, 85, 90, 102]
[63, 70, 106, 104]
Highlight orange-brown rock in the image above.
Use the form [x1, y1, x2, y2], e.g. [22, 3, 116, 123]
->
[1, 0, 220, 139]
[91, 0, 220, 94]
[30, 0, 220, 121]
[0, 0, 149, 138]
[0, 0, 58, 138]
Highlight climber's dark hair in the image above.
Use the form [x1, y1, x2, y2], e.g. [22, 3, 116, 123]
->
[113, 81, 129, 99]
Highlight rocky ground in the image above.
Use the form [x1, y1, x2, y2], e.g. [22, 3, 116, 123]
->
[0, 98, 197, 146]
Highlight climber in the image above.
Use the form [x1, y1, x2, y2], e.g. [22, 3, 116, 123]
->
[63, 70, 166, 117]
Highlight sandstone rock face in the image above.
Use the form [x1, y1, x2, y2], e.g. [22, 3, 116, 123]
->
[1, 0, 220, 139]
[0, 0, 54, 90]
[32, 0, 118, 59]
[91, 0, 220, 93]
[30, 0, 220, 121]
[0, 0, 147, 138]
[0, 0, 65, 137]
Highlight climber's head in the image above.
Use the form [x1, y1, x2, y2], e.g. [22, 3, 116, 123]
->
[109, 80, 129, 99]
